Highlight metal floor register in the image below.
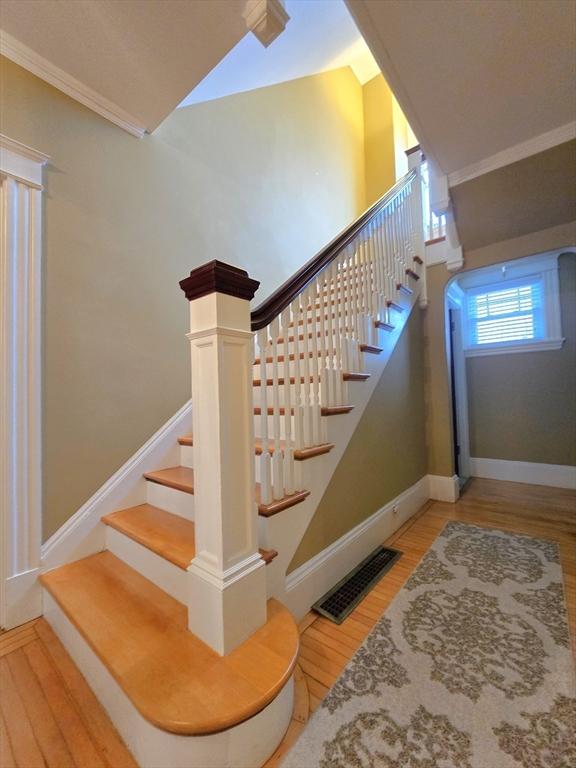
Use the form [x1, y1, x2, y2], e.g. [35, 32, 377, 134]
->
[312, 546, 402, 624]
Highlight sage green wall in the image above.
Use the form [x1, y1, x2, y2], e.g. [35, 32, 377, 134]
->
[0, 57, 366, 539]
[288, 307, 427, 573]
[424, 221, 576, 477]
[466, 253, 576, 466]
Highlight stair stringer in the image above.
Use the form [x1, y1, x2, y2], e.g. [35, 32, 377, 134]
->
[260, 285, 425, 616]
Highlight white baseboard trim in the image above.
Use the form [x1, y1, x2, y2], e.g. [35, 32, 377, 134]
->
[283, 475, 429, 620]
[41, 401, 192, 572]
[428, 474, 460, 502]
[3, 569, 42, 630]
[470, 457, 576, 490]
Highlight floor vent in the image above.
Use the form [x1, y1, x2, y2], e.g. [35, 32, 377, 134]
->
[312, 546, 402, 624]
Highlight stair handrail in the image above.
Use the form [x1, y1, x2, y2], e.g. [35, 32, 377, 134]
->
[251, 169, 417, 331]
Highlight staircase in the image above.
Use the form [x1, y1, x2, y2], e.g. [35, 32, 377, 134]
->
[39, 154, 426, 768]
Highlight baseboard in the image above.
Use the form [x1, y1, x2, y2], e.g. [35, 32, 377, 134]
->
[41, 401, 192, 572]
[3, 569, 42, 630]
[283, 475, 429, 620]
[470, 457, 576, 490]
[428, 474, 460, 502]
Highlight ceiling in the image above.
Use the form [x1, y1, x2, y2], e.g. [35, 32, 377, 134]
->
[0, 0, 248, 132]
[179, 0, 378, 108]
[347, 0, 576, 181]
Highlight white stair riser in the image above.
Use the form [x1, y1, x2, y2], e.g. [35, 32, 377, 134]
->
[146, 481, 194, 519]
[43, 593, 295, 768]
[180, 444, 193, 468]
[105, 527, 188, 604]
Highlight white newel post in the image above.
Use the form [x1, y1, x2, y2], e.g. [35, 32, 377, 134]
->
[179, 261, 267, 655]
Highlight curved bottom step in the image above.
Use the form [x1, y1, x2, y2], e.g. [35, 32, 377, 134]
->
[40, 552, 299, 766]
[44, 592, 294, 768]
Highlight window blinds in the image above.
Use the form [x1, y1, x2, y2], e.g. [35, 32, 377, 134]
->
[467, 279, 544, 346]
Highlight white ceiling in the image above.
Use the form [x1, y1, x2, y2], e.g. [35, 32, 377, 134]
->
[347, 0, 576, 180]
[0, 0, 248, 132]
[179, 0, 379, 108]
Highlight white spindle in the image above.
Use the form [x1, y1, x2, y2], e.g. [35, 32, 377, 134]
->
[257, 328, 272, 505]
[291, 297, 304, 450]
[269, 317, 283, 499]
[280, 307, 295, 494]
[309, 286, 322, 445]
[300, 289, 313, 446]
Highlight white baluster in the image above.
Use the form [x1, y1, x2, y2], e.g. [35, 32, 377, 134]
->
[270, 317, 284, 499]
[291, 296, 304, 451]
[317, 268, 330, 408]
[281, 307, 295, 495]
[329, 262, 344, 405]
[257, 328, 272, 505]
[309, 286, 322, 445]
[300, 289, 313, 447]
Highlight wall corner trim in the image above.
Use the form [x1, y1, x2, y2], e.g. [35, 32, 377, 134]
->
[1, 139, 47, 628]
[470, 458, 576, 490]
[428, 474, 460, 502]
[0, 30, 147, 138]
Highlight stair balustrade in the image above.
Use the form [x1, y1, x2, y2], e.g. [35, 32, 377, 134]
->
[179, 156, 425, 655]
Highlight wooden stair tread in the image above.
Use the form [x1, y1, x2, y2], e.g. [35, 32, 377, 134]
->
[178, 435, 333, 461]
[102, 504, 277, 567]
[40, 552, 298, 735]
[374, 319, 395, 331]
[144, 467, 309, 516]
[102, 504, 195, 569]
[359, 344, 383, 354]
[256, 488, 310, 518]
[143, 466, 194, 494]
[253, 371, 363, 386]
[343, 372, 370, 381]
[254, 438, 334, 461]
[254, 406, 354, 416]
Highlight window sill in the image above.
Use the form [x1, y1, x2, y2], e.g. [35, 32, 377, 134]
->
[464, 337, 565, 357]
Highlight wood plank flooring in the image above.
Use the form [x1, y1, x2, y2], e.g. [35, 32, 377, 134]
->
[1, 478, 574, 768]
[263, 477, 576, 766]
[0, 619, 137, 768]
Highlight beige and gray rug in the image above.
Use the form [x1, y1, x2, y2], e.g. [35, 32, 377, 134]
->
[283, 521, 576, 768]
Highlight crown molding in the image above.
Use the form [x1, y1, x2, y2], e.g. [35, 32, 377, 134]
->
[0, 133, 49, 186]
[448, 122, 576, 187]
[0, 30, 147, 138]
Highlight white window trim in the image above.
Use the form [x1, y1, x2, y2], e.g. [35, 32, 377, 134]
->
[0, 134, 48, 629]
[460, 251, 567, 358]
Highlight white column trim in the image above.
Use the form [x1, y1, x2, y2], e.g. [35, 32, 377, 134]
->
[0, 135, 48, 628]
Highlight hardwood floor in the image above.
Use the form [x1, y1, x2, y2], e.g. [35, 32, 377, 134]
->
[0, 619, 137, 768]
[263, 477, 576, 766]
[1, 478, 574, 768]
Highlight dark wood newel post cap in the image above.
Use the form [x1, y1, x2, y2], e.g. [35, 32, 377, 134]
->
[179, 260, 260, 302]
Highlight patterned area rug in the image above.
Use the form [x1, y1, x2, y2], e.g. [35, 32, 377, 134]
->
[283, 522, 576, 768]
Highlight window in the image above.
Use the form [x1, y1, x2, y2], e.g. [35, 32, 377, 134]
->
[460, 252, 565, 357]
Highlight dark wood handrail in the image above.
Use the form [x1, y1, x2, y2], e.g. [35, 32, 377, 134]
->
[250, 169, 417, 331]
